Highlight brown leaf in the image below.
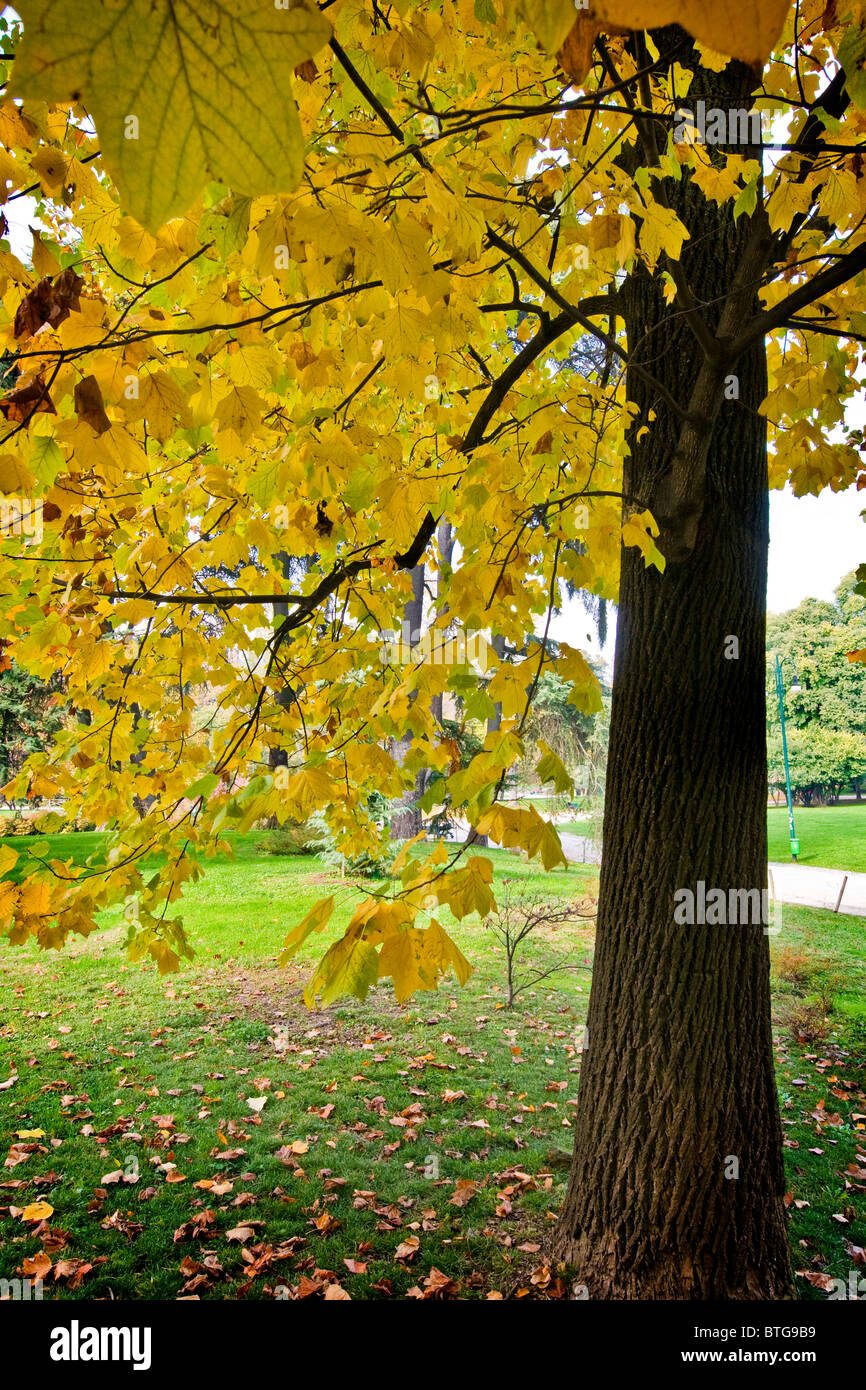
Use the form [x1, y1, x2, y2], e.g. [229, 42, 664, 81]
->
[53, 1257, 94, 1289]
[20, 1251, 52, 1280]
[100, 1209, 143, 1241]
[225, 1224, 256, 1243]
[74, 375, 111, 435]
[395, 1235, 420, 1262]
[802, 1271, 836, 1292]
[14, 268, 83, 339]
[450, 1178, 478, 1207]
[557, 17, 605, 83]
[0, 373, 55, 424]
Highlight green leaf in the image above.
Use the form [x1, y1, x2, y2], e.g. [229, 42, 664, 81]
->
[11, 0, 332, 230]
[279, 895, 334, 966]
[185, 772, 219, 802]
[305, 931, 379, 1007]
[29, 433, 64, 485]
[198, 196, 253, 262]
[733, 178, 759, 223]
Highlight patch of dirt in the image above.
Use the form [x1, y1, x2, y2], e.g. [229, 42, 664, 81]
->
[209, 965, 407, 1053]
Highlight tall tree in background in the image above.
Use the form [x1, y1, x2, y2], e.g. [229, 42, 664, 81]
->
[767, 572, 866, 737]
[0, 660, 65, 789]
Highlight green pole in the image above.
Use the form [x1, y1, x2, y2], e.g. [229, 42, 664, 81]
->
[774, 653, 798, 861]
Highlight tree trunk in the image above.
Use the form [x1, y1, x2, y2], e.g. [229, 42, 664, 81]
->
[474, 632, 506, 848]
[430, 520, 453, 730]
[266, 551, 303, 828]
[391, 562, 426, 839]
[555, 33, 795, 1299]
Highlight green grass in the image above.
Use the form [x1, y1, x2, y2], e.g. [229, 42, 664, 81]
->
[0, 832, 862, 1300]
[768, 802, 866, 871]
[563, 804, 866, 873]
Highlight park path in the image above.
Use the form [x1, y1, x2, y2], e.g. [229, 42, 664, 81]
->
[766, 862, 866, 916]
[558, 832, 866, 916]
[558, 830, 602, 866]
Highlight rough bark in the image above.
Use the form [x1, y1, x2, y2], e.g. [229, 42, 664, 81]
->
[474, 632, 506, 848]
[391, 562, 426, 839]
[554, 34, 795, 1299]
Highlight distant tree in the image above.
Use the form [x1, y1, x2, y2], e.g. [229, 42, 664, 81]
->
[0, 661, 65, 793]
[768, 727, 866, 806]
[767, 573, 866, 738]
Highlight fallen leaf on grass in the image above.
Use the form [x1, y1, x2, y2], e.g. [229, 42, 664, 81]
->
[20, 1251, 52, 1280]
[226, 1225, 259, 1243]
[173, 1210, 216, 1243]
[395, 1235, 420, 1262]
[310, 1211, 340, 1235]
[406, 1267, 460, 1299]
[20, 1201, 53, 1222]
[101, 1209, 143, 1241]
[450, 1178, 478, 1207]
[801, 1271, 836, 1292]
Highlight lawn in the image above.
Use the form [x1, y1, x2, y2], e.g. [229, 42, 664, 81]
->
[563, 803, 866, 874]
[0, 832, 863, 1301]
[768, 802, 866, 871]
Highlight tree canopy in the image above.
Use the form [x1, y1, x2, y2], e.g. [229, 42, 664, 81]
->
[0, 0, 864, 1009]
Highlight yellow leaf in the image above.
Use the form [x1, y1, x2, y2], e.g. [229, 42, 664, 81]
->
[378, 919, 472, 1002]
[11, 0, 332, 230]
[0, 844, 19, 876]
[535, 740, 574, 795]
[516, 2, 789, 71]
[555, 644, 604, 715]
[435, 857, 495, 920]
[377, 928, 428, 1004]
[475, 805, 568, 870]
[304, 930, 379, 1007]
[18, 879, 51, 917]
[20, 1200, 53, 1221]
[515, 0, 576, 52]
[593, 2, 792, 69]
[0, 880, 18, 926]
[638, 201, 689, 270]
[279, 895, 334, 965]
[283, 766, 335, 818]
[30, 228, 61, 277]
[622, 508, 667, 573]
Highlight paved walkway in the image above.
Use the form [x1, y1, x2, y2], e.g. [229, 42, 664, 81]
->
[558, 834, 866, 916]
[558, 830, 602, 866]
[766, 862, 866, 916]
